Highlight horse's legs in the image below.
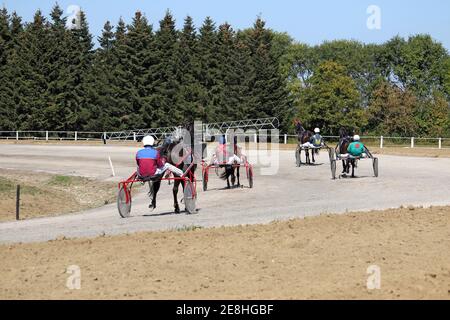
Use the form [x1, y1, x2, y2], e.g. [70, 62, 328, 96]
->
[305, 149, 309, 164]
[230, 165, 236, 187]
[342, 159, 350, 174]
[351, 160, 355, 177]
[236, 166, 240, 186]
[312, 149, 316, 163]
[173, 179, 181, 213]
[225, 165, 231, 189]
[149, 180, 160, 209]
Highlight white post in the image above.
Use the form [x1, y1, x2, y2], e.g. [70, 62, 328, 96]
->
[108, 156, 116, 177]
[438, 138, 442, 149]
[133, 132, 136, 142]
[254, 133, 257, 143]
[284, 134, 287, 144]
[411, 137, 415, 148]
[380, 136, 383, 149]
[74, 131, 78, 141]
[16, 131, 18, 141]
[45, 131, 48, 141]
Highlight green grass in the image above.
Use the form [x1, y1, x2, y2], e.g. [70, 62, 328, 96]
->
[0, 177, 14, 193]
[48, 175, 81, 186]
[0, 177, 42, 195]
[174, 225, 204, 232]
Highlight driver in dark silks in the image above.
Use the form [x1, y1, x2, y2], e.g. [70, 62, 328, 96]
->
[136, 135, 184, 210]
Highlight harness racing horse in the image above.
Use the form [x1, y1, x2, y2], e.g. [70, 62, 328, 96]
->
[296, 124, 316, 164]
[149, 122, 198, 214]
[338, 128, 356, 177]
[219, 136, 244, 188]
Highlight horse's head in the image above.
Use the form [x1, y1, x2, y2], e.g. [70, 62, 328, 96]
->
[295, 123, 305, 135]
[161, 122, 199, 172]
[299, 130, 313, 144]
[339, 127, 349, 139]
[338, 127, 353, 153]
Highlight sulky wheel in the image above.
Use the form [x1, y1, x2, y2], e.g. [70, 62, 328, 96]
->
[295, 145, 301, 167]
[373, 157, 379, 177]
[117, 185, 132, 218]
[183, 180, 196, 214]
[202, 169, 208, 191]
[330, 159, 337, 180]
[328, 148, 335, 163]
[248, 165, 254, 188]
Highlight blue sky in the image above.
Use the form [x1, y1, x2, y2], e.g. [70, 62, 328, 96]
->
[3, 0, 450, 50]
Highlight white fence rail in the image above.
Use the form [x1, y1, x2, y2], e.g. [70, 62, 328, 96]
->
[281, 135, 449, 149]
[0, 131, 105, 141]
[1, 131, 449, 149]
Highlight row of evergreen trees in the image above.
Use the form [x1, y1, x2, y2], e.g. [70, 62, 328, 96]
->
[1, 4, 449, 136]
[0, 5, 289, 132]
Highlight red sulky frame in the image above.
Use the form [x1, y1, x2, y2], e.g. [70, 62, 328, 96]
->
[118, 151, 198, 207]
[201, 159, 254, 190]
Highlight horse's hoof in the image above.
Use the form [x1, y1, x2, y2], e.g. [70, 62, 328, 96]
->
[174, 206, 180, 214]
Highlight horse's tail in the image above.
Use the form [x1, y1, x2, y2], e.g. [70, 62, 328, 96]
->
[219, 169, 228, 180]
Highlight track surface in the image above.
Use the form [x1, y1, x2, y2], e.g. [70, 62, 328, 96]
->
[1, 144, 449, 243]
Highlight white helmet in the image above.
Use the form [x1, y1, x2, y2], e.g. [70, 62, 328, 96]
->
[314, 128, 320, 133]
[353, 135, 360, 141]
[142, 135, 155, 146]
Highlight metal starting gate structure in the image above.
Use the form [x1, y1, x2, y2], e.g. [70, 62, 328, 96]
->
[204, 117, 279, 133]
[103, 117, 280, 141]
[104, 126, 180, 141]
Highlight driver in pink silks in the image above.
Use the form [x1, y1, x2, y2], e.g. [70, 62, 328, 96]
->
[211, 136, 246, 165]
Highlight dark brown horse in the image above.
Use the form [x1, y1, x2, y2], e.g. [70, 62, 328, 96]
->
[296, 124, 315, 164]
[149, 122, 198, 214]
[219, 136, 243, 188]
[338, 128, 356, 177]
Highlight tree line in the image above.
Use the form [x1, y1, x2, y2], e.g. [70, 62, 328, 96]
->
[0, 4, 449, 136]
[282, 35, 450, 136]
[0, 5, 288, 133]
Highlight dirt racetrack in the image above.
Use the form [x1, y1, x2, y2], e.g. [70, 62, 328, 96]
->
[1, 206, 449, 299]
[0, 143, 450, 243]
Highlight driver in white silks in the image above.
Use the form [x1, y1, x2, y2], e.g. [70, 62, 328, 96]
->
[302, 128, 325, 149]
[211, 136, 246, 165]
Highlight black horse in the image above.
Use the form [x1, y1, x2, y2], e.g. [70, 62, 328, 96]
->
[296, 124, 316, 164]
[338, 127, 356, 177]
[149, 122, 198, 214]
[218, 136, 243, 189]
